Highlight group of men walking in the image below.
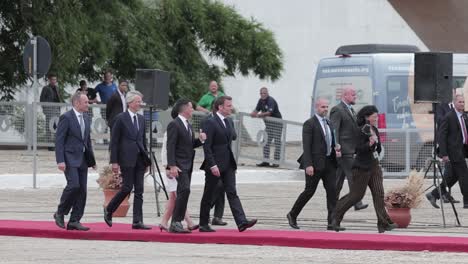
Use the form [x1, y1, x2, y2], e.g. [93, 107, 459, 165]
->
[52, 80, 258, 233]
[286, 86, 370, 231]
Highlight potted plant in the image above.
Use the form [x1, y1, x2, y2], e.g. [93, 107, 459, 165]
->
[384, 170, 424, 228]
[96, 165, 130, 217]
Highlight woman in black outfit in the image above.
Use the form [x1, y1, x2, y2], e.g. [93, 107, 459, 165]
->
[332, 105, 398, 233]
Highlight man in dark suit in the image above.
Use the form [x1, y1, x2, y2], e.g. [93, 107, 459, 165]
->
[286, 98, 342, 230]
[53, 92, 95, 231]
[427, 89, 460, 205]
[166, 99, 206, 233]
[106, 80, 129, 130]
[104, 91, 152, 229]
[427, 94, 468, 208]
[330, 86, 368, 211]
[199, 96, 257, 232]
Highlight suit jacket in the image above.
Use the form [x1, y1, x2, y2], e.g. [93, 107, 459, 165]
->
[330, 101, 359, 155]
[106, 91, 124, 129]
[200, 114, 237, 172]
[55, 109, 95, 167]
[438, 109, 468, 162]
[353, 125, 382, 169]
[110, 111, 149, 167]
[298, 115, 337, 171]
[166, 116, 203, 171]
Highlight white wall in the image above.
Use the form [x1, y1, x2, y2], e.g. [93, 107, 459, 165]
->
[219, 0, 428, 122]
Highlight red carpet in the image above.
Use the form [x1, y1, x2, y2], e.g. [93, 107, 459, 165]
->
[1, 220, 468, 252]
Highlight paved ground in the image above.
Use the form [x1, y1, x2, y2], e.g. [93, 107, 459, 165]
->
[1, 149, 468, 263]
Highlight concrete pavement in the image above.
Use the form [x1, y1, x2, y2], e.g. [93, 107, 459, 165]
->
[1, 149, 468, 262]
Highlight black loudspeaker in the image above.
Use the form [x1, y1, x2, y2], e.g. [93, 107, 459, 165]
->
[135, 69, 170, 110]
[414, 52, 453, 104]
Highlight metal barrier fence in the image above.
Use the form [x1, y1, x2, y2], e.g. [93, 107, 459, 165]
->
[0, 101, 436, 177]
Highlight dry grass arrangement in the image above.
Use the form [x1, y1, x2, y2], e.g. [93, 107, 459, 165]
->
[96, 165, 122, 190]
[384, 170, 425, 209]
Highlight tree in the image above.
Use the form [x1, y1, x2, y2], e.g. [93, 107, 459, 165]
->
[0, 0, 283, 103]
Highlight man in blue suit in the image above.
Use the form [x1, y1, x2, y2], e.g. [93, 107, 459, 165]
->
[53, 92, 96, 231]
[104, 91, 152, 230]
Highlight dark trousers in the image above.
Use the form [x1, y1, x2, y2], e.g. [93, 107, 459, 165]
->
[200, 168, 246, 226]
[431, 162, 455, 199]
[172, 169, 192, 222]
[57, 158, 88, 223]
[264, 121, 283, 161]
[336, 155, 364, 206]
[211, 181, 225, 218]
[334, 161, 392, 229]
[107, 158, 145, 223]
[289, 157, 337, 224]
[43, 107, 60, 142]
[432, 161, 468, 204]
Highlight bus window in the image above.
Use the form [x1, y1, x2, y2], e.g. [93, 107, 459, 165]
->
[386, 76, 412, 128]
[454, 76, 467, 89]
[314, 76, 372, 112]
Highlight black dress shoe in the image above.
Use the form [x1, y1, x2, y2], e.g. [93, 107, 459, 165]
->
[256, 162, 270, 167]
[132, 222, 152, 230]
[211, 217, 228, 226]
[378, 222, 398, 233]
[327, 225, 346, 231]
[270, 164, 280, 168]
[442, 194, 460, 204]
[354, 203, 369, 211]
[238, 219, 257, 232]
[169, 221, 190, 233]
[286, 213, 299, 229]
[426, 193, 440, 209]
[103, 207, 112, 227]
[199, 225, 216, 232]
[53, 212, 65, 229]
[67, 222, 90, 231]
[188, 224, 200, 231]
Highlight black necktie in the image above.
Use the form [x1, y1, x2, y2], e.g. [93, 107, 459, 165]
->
[186, 120, 192, 137]
[133, 115, 138, 132]
[349, 106, 356, 117]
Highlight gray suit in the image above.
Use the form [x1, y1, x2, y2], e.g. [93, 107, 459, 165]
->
[330, 101, 361, 202]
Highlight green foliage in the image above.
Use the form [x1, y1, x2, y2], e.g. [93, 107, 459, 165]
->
[0, 0, 283, 104]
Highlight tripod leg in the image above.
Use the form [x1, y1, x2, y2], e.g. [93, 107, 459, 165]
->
[423, 160, 437, 192]
[438, 162, 461, 226]
[434, 161, 446, 227]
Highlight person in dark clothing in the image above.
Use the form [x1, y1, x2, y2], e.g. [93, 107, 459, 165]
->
[286, 98, 339, 231]
[250, 87, 283, 167]
[40, 73, 63, 151]
[76, 80, 98, 104]
[427, 94, 468, 209]
[332, 105, 398, 233]
[426, 89, 460, 206]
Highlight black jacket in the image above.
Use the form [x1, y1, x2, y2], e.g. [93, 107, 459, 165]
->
[200, 114, 237, 172]
[106, 91, 125, 129]
[438, 109, 468, 162]
[352, 124, 382, 169]
[166, 116, 203, 171]
[298, 115, 337, 171]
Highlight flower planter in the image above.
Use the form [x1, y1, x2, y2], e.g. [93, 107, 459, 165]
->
[103, 189, 130, 217]
[387, 207, 411, 228]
